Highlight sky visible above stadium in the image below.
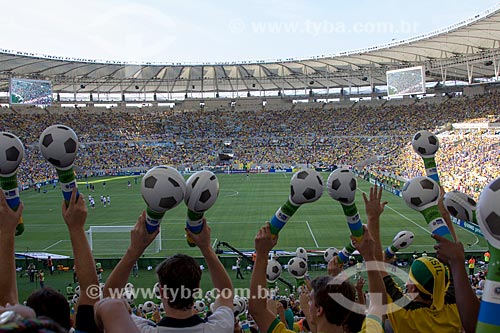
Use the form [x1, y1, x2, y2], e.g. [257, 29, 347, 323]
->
[2, 0, 499, 63]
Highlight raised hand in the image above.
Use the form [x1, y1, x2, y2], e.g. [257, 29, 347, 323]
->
[362, 185, 387, 221]
[185, 218, 211, 251]
[0, 191, 23, 236]
[62, 188, 87, 230]
[129, 211, 160, 258]
[255, 223, 278, 254]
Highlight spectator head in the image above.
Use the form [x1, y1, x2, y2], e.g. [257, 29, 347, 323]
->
[309, 275, 356, 328]
[279, 299, 288, 309]
[26, 287, 71, 330]
[156, 254, 202, 310]
[406, 257, 450, 310]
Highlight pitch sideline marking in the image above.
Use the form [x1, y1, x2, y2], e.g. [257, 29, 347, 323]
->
[223, 190, 239, 197]
[453, 225, 480, 248]
[42, 239, 66, 251]
[358, 188, 480, 247]
[385, 205, 431, 235]
[305, 220, 319, 248]
[358, 189, 430, 235]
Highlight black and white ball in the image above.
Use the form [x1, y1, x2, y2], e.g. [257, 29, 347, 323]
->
[194, 300, 205, 313]
[324, 247, 339, 263]
[392, 230, 415, 250]
[125, 282, 134, 291]
[0, 132, 24, 176]
[402, 176, 440, 211]
[478, 177, 500, 248]
[143, 301, 157, 314]
[266, 259, 282, 283]
[123, 290, 135, 304]
[444, 190, 477, 222]
[289, 169, 324, 205]
[185, 170, 219, 212]
[287, 257, 308, 278]
[327, 168, 357, 205]
[159, 302, 165, 313]
[153, 282, 162, 299]
[241, 297, 249, 311]
[233, 297, 245, 316]
[412, 130, 439, 157]
[39, 125, 79, 169]
[74, 285, 80, 296]
[296, 247, 308, 261]
[141, 166, 186, 213]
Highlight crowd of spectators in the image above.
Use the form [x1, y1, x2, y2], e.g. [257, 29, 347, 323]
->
[1, 92, 499, 199]
[370, 134, 499, 199]
[0, 93, 499, 332]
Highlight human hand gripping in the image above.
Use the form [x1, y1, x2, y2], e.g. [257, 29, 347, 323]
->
[128, 211, 160, 258]
[351, 226, 376, 261]
[432, 233, 465, 266]
[327, 256, 342, 277]
[254, 223, 278, 255]
[185, 218, 211, 251]
[62, 188, 87, 230]
[0, 190, 23, 236]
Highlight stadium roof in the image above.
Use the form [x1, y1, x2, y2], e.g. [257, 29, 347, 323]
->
[2, 4, 500, 95]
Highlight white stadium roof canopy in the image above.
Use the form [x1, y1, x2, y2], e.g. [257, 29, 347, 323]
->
[2, 4, 500, 95]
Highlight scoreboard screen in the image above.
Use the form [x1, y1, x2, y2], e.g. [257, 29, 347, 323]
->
[10, 78, 52, 105]
[386, 66, 425, 97]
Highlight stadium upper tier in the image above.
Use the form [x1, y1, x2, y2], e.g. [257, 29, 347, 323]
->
[2, 4, 500, 95]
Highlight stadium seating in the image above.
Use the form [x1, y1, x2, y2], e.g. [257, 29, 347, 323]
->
[0, 93, 498, 200]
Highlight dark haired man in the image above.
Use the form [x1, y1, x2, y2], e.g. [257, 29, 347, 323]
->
[104, 216, 234, 332]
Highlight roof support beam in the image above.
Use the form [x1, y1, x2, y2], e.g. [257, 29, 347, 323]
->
[467, 61, 474, 84]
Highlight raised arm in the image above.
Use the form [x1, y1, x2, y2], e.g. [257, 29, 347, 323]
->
[94, 298, 139, 333]
[298, 289, 316, 333]
[276, 301, 287, 327]
[248, 223, 279, 333]
[0, 191, 23, 305]
[433, 233, 479, 333]
[62, 188, 97, 305]
[355, 277, 366, 305]
[363, 185, 387, 265]
[437, 187, 459, 242]
[187, 219, 233, 308]
[351, 225, 387, 326]
[103, 211, 159, 297]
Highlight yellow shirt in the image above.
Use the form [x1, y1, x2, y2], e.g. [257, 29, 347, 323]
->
[384, 276, 461, 333]
[267, 315, 383, 333]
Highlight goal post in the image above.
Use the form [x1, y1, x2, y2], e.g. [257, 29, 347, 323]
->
[86, 226, 162, 255]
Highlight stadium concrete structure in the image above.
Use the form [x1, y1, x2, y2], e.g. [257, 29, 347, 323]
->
[2, 4, 500, 108]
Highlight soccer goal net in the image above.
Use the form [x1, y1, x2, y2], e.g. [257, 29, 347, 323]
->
[86, 226, 162, 255]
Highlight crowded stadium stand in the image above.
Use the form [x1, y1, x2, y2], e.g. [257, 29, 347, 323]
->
[1, 3, 500, 333]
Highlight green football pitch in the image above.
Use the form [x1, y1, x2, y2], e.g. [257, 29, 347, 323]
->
[16, 173, 487, 257]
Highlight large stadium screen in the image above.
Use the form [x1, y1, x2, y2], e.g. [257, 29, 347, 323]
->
[386, 66, 425, 97]
[9, 78, 52, 105]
